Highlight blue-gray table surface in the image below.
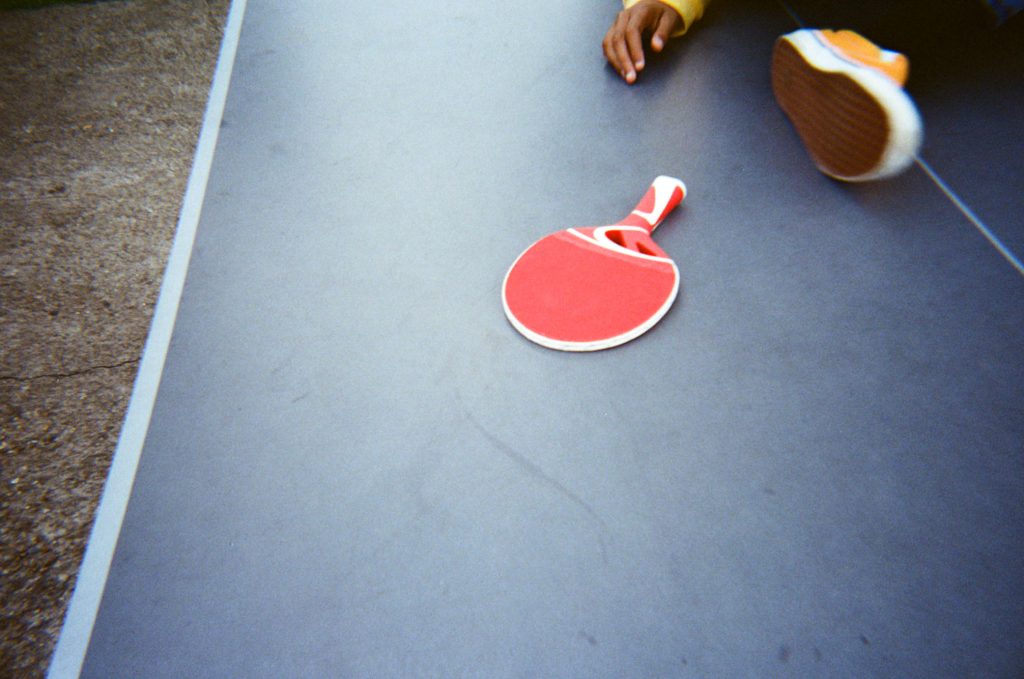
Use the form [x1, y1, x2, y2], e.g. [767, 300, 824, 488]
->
[78, 0, 1023, 676]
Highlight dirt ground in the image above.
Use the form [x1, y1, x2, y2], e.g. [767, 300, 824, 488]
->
[0, 0, 228, 674]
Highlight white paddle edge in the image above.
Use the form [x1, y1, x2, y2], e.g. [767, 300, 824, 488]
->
[501, 226, 680, 351]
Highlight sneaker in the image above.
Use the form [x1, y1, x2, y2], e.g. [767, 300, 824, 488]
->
[771, 29, 923, 182]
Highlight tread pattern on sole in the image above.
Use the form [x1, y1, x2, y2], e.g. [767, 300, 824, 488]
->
[772, 38, 891, 180]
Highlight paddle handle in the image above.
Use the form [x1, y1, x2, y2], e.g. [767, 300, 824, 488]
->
[616, 176, 687, 232]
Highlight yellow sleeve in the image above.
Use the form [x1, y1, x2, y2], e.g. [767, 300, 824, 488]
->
[622, 0, 706, 37]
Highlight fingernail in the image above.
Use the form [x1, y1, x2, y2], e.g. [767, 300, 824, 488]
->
[653, 36, 663, 50]
[636, 59, 644, 70]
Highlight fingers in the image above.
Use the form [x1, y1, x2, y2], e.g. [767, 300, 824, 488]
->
[603, 11, 641, 83]
[603, 3, 682, 84]
[651, 9, 680, 52]
[624, 13, 646, 73]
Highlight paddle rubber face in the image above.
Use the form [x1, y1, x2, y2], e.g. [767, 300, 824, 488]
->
[502, 177, 686, 351]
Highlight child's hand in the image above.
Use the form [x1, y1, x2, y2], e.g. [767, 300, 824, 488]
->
[603, 0, 683, 84]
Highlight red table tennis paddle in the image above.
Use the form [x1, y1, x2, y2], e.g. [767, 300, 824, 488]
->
[502, 176, 687, 351]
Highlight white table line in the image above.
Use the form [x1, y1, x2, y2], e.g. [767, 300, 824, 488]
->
[45, 0, 249, 676]
[916, 156, 1024, 277]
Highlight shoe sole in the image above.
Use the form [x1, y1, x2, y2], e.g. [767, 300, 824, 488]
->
[771, 30, 923, 182]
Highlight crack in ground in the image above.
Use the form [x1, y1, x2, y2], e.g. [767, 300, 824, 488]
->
[0, 357, 140, 383]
